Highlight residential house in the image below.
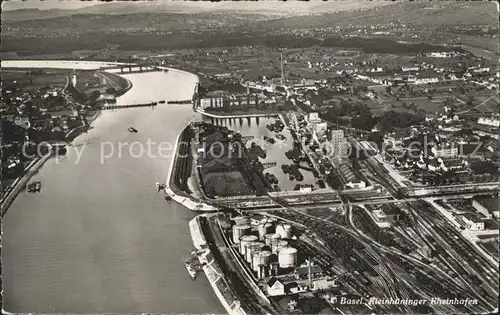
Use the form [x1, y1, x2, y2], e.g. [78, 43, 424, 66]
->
[308, 112, 321, 124]
[415, 71, 440, 84]
[427, 157, 442, 172]
[266, 277, 286, 296]
[432, 144, 458, 158]
[441, 158, 466, 172]
[478, 116, 500, 128]
[384, 129, 413, 147]
[48, 108, 77, 118]
[401, 66, 420, 72]
[313, 122, 328, 137]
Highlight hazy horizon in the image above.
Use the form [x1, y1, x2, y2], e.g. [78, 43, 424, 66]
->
[1, 0, 393, 13]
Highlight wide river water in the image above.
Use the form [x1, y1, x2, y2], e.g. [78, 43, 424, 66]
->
[1, 63, 224, 314]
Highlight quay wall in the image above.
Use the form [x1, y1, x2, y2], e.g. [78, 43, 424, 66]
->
[189, 216, 207, 250]
[1, 153, 52, 217]
[189, 216, 246, 315]
[164, 126, 218, 212]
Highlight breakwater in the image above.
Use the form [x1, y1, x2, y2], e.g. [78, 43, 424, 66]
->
[167, 100, 192, 104]
[101, 102, 158, 110]
[95, 71, 133, 97]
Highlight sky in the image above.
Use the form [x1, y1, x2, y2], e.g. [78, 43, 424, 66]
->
[2, 0, 99, 11]
[2, 0, 392, 13]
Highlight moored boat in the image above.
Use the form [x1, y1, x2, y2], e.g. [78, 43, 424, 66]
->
[185, 262, 197, 280]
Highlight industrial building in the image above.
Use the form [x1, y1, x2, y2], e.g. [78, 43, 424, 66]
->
[339, 164, 367, 190]
[225, 214, 337, 298]
[327, 129, 347, 160]
[373, 204, 401, 224]
[456, 213, 486, 231]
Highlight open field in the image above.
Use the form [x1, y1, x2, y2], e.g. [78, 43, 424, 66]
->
[203, 171, 255, 197]
[1, 69, 70, 90]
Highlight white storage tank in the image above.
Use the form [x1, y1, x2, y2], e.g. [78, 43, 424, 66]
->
[232, 224, 251, 244]
[276, 224, 292, 239]
[258, 222, 273, 240]
[278, 247, 298, 268]
[283, 224, 292, 238]
[239, 235, 259, 255]
[233, 216, 250, 226]
[246, 242, 265, 263]
[260, 218, 271, 224]
[252, 250, 272, 272]
[272, 239, 289, 254]
[264, 233, 281, 247]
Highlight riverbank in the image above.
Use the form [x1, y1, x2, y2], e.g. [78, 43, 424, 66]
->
[189, 216, 247, 315]
[164, 125, 218, 212]
[1, 153, 52, 217]
[96, 71, 133, 97]
[2, 60, 226, 314]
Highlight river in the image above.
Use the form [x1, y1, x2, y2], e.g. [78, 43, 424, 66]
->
[1, 64, 224, 314]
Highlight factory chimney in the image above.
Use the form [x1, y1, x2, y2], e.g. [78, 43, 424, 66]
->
[308, 257, 312, 290]
[280, 51, 284, 84]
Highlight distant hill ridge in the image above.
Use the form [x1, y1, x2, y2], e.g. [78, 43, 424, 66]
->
[259, 2, 498, 28]
[2, 1, 497, 26]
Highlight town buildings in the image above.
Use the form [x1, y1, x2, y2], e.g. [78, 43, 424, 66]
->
[478, 115, 500, 128]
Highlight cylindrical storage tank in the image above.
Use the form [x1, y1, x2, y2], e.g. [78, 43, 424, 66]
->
[265, 217, 277, 224]
[252, 250, 272, 272]
[257, 265, 269, 280]
[270, 262, 280, 276]
[234, 216, 249, 226]
[246, 242, 265, 263]
[275, 224, 284, 237]
[278, 247, 298, 268]
[272, 239, 289, 254]
[276, 224, 292, 239]
[239, 235, 258, 255]
[264, 233, 281, 247]
[282, 224, 292, 238]
[258, 223, 273, 240]
[232, 224, 251, 244]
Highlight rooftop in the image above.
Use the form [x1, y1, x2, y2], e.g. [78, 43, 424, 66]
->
[381, 204, 401, 216]
[473, 196, 499, 213]
[462, 212, 486, 223]
[294, 265, 323, 275]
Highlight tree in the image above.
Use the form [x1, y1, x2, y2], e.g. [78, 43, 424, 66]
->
[105, 87, 117, 95]
[466, 96, 475, 106]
